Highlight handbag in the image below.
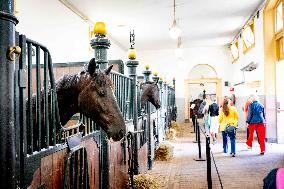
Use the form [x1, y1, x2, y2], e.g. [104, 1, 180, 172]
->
[225, 125, 236, 135]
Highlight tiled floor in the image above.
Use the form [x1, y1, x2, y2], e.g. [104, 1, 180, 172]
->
[149, 122, 284, 189]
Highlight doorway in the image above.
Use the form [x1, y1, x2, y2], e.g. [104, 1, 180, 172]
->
[184, 64, 222, 122]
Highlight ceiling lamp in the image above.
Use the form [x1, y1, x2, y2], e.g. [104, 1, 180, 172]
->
[169, 0, 181, 39]
[175, 37, 183, 58]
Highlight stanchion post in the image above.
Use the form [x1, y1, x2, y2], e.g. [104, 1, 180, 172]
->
[195, 115, 198, 142]
[90, 22, 111, 188]
[194, 122, 205, 161]
[192, 114, 197, 143]
[142, 65, 153, 170]
[126, 30, 139, 174]
[206, 136, 212, 189]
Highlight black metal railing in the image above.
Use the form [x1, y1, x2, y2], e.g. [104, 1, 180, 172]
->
[63, 146, 90, 189]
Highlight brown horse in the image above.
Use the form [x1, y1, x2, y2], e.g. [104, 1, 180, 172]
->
[140, 80, 161, 109]
[30, 58, 126, 151]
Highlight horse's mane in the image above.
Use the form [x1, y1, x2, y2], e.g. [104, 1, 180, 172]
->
[55, 69, 113, 91]
[93, 71, 114, 88]
[56, 73, 81, 91]
[143, 81, 156, 85]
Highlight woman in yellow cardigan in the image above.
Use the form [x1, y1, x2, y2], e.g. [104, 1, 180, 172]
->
[219, 98, 239, 157]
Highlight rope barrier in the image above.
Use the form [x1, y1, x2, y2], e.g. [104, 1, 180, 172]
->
[194, 120, 224, 189]
[211, 150, 224, 189]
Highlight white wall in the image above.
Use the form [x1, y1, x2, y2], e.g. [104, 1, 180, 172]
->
[16, 0, 126, 63]
[229, 10, 265, 129]
[138, 46, 232, 98]
[138, 46, 232, 122]
[230, 11, 265, 97]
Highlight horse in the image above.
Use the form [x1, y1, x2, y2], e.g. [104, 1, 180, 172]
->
[140, 80, 161, 109]
[29, 58, 126, 151]
[190, 98, 204, 119]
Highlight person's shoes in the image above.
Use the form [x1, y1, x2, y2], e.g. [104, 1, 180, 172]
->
[246, 145, 252, 150]
[231, 153, 236, 157]
[260, 151, 265, 155]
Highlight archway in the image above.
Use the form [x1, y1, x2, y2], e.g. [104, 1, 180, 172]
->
[184, 64, 222, 122]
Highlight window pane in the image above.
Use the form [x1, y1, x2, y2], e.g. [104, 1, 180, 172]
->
[276, 2, 283, 32]
[243, 25, 255, 48]
[231, 43, 239, 60]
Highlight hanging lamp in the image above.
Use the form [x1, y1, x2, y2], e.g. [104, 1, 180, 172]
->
[169, 0, 181, 39]
[175, 36, 183, 58]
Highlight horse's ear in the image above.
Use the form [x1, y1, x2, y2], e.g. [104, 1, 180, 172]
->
[88, 58, 97, 76]
[105, 65, 113, 75]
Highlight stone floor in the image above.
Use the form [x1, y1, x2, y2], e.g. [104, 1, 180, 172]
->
[149, 122, 284, 189]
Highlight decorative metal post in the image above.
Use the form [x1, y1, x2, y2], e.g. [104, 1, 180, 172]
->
[126, 30, 139, 174]
[91, 22, 110, 189]
[158, 78, 164, 139]
[152, 72, 159, 144]
[164, 81, 170, 129]
[152, 72, 159, 83]
[90, 22, 111, 70]
[172, 77, 177, 121]
[142, 65, 153, 170]
[0, 0, 18, 188]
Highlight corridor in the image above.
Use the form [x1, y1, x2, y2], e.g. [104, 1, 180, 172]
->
[149, 123, 284, 189]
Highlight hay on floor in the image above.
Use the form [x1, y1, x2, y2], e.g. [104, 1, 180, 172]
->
[128, 173, 160, 189]
[165, 128, 176, 141]
[154, 142, 174, 161]
[170, 121, 181, 131]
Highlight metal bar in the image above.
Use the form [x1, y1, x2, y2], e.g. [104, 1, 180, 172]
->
[27, 43, 33, 153]
[74, 151, 78, 188]
[84, 149, 88, 189]
[36, 45, 41, 151]
[44, 51, 49, 148]
[19, 34, 27, 188]
[206, 137, 212, 189]
[71, 153, 75, 188]
[51, 90, 56, 145]
[14, 32, 20, 188]
[79, 149, 83, 189]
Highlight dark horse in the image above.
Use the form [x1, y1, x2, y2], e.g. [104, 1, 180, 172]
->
[190, 98, 204, 118]
[30, 58, 126, 149]
[140, 80, 161, 109]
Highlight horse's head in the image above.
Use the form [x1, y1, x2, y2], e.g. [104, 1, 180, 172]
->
[140, 80, 161, 109]
[78, 58, 126, 141]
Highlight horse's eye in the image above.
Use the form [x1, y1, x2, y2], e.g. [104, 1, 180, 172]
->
[99, 90, 105, 96]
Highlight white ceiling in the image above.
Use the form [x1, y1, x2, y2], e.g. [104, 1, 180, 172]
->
[68, 0, 264, 51]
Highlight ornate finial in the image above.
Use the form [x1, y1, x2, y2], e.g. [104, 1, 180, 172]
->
[130, 30, 135, 48]
[144, 65, 150, 70]
[153, 71, 158, 76]
[93, 22, 107, 35]
[128, 30, 137, 60]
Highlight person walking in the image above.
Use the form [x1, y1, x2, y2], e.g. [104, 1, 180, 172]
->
[246, 94, 266, 155]
[208, 98, 219, 144]
[219, 98, 239, 157]
[244, 97, 252, 140]
[203, 96, 212, 136]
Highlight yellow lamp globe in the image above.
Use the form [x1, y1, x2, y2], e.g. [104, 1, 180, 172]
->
[128, 48, 137, 59]
[144, 65, 150, 70]
[153, 71, 158, 76]
[93, 22, 107, 35]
